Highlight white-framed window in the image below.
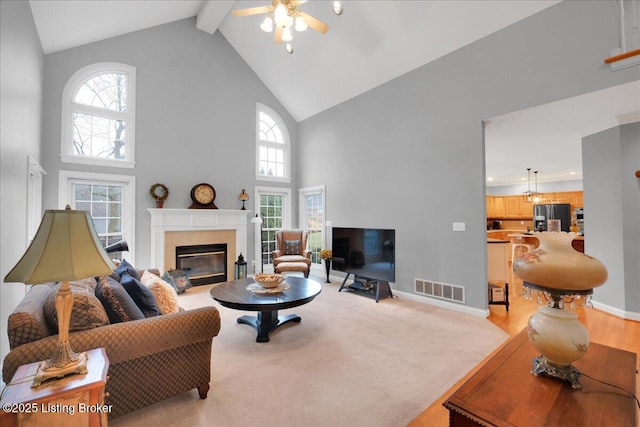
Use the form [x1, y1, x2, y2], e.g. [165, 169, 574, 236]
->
[27, 156, 46, 245]
[253, 186, 292, 271]
[299, 185, 325, 265]
[59, 170, 135, 263]
[61, 63, 136, 168]
[256, 103, 290, 183]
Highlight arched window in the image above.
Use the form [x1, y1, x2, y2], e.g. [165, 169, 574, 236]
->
[61, 63, 136, 168]
[256, 104, 290, 182]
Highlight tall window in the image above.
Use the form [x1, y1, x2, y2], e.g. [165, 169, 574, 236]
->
[61, 63, 136, 168]
[299, 186, 325, 264]
[59, 171, 135, 262]
[254, 187, 291, 270]
[256, 104, 290, 183]
[27, 156, 45, 245]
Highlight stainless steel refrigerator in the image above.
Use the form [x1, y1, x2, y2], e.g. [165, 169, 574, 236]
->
[533, 204, 572, 232]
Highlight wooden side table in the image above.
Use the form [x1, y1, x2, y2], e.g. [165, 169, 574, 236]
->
[1, 347, 110, 427]
[444, 329, 637, 426]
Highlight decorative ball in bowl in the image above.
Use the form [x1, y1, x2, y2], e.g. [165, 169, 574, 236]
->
[254, 274, 285, 289]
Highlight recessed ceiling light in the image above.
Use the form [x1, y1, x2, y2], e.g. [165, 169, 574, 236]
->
[487, 177, 494, 182]
[569, 171, 577, 175]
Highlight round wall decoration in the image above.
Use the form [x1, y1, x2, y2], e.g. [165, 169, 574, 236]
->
[150, 183, 169, 208]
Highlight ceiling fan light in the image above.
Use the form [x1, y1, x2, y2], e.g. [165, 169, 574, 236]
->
[274, 3, 288, 27]
[295, 16, 307, 32]
[284, 15, 294, 29]
[285, 43, 294, 54]
[260, 16, 274, 32]
[282, 27, 293, 42]
[332, 1, 343, 15]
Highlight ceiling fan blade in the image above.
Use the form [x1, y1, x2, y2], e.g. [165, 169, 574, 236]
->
[299, 11, 329, 34]
[293, 0, 308, 5]
[274, 25, 283, 44]
[232, 5, 272, 17]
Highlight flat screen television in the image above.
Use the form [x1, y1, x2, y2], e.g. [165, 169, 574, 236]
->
[331, 227, 395, 282]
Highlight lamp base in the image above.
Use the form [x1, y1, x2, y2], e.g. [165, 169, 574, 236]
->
[531, 355, 582, 390]
[32, 351, 88, 388]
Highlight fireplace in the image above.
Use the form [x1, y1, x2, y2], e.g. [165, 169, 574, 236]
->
[176, 244, 227, 286]
[148, 208, 251, 276]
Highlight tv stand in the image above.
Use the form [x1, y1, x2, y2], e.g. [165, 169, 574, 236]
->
[338, 273, 393, 303]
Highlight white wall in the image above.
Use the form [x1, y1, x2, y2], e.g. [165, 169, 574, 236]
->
[40, 18, 298, 269]
[0, 1, 44, 368]
[298, 0, 639, 311]
[584, 123, 640, 318]
[487, 180, 583, 196]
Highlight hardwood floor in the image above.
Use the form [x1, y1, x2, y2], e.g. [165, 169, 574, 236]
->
[408, 275, 640, 427]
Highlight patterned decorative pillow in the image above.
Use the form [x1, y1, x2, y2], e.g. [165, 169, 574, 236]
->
[140, 270, 180, 315]
[114, 258, 140, 280]
[284, 239, 301, 255]
[119, 273, 160, 318]
[161, 269, 192, 294]
[43, 278, 109, 332]
[95, 276, 145, 324]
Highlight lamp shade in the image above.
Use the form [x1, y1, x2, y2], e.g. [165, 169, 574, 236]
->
[4, 208, 116, 285]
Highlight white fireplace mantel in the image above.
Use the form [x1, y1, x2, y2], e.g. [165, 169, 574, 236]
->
[148, 208, 252, 272]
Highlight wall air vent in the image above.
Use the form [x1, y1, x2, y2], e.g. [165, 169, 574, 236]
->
[414, 278, 465, 304]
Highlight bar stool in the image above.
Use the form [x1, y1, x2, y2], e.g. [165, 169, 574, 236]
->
[511, 242, 535, 262]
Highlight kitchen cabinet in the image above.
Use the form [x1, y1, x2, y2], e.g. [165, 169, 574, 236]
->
[505, 196, 522, 217]
[486, 196, 495, 217]
[493, 197, 505, 217]
[549, 192, 572, 204]
[571, 191, 583, 208]
[487, 191, 582, 220]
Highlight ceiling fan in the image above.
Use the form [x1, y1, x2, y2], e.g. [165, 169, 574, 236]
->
[232, 0, 342, 53]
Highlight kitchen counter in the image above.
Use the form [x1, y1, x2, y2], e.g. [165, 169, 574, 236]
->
[508, 232, 585, 252]
[487, 238, 509, 243]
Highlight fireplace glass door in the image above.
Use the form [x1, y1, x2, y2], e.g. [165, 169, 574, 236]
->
[176, 244, 227, 285]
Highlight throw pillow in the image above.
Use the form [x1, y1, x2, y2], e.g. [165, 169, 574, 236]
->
[284, 239, 301, 255]
[96, 276, 145, 324]
[114, 258, 140, 280]
[161, 269, 192, 294]
[43, 278, 109, 332]
[140, 270, 180, 315]
[119, 273, 160, 318]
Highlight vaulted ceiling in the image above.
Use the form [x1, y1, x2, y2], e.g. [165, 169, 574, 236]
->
[27, 1, 639, 185]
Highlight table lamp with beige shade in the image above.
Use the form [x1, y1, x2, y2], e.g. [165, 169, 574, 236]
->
[4, 206, 115, 387]
[512, 231, 608, 390]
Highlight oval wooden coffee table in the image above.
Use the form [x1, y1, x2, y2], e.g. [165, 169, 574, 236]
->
[210, 276, 321, 342]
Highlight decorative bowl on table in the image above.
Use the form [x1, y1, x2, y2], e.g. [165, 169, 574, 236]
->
[253, 273, 285, 289]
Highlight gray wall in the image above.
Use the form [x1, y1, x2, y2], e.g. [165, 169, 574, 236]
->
[40, 18, 298, 269]
[298, 0, 638, 311]
[621, 123, 640, 313]
[584, 123, 640, 314]
[0, 0, 44, 364]
[487, 180, 583, 196]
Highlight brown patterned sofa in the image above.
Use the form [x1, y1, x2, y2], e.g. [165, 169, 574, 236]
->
[2, 279, 221, 418]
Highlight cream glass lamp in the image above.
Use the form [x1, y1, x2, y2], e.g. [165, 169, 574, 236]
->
[512, 231, 607, 389]
[4, 206, 115, 387]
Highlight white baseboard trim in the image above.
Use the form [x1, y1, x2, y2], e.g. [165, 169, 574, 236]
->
[393, 289, 490, 318]
[591, 301, 640, 321]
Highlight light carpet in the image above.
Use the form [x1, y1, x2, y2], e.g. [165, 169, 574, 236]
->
[111, 277, 508, 427]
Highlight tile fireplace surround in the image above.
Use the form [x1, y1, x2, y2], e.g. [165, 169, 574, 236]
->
[148, 209, 252, 275]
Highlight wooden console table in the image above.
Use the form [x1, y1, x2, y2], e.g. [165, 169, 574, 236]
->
[444, 329, 637, 426]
